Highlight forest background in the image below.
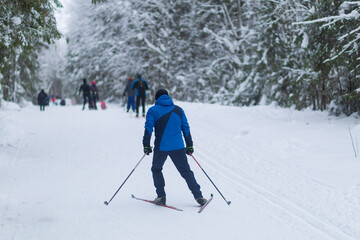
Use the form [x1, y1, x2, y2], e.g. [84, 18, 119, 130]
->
[1, 0, 360, 115]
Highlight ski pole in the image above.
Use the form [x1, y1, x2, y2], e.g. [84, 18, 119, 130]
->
[104, 153, 147, 206]
[189, 152, 231, 205]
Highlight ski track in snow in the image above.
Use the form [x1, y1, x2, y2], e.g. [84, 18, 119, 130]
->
[195, 135, 355, 240]
[185, 102, 360, 240]
[1, 103, 360, 240]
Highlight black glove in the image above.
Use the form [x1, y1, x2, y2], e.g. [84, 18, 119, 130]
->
[186, 146, 194, 155]
[144, 146, 152, 155]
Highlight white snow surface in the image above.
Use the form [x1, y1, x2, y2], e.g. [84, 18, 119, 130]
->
[1, 102, 360, 240]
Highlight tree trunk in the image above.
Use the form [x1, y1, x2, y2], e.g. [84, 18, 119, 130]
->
[2, 63, 11, 101]
[321, 77, 326, 111]
[11, 53, 17, 102]
[236, 0, 242, 37]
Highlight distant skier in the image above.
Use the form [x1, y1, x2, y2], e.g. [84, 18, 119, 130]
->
[123, 77, 136, 112]
[79, 79, 91, 110]
[37, 89, 48, 111]
[131, 74, 149, 117]
[142, 89, 207, 206]
[90, 81, 99, 110]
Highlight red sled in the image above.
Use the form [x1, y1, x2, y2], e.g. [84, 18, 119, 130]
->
[101, 101, 107, 110]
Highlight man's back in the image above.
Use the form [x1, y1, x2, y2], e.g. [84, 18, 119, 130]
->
[37, 91, 47, 103]
[80, 83, 90, 95]
[145, 95, 190, 151]
[124, 80, 136, 96]
[131, 78, 149, 96]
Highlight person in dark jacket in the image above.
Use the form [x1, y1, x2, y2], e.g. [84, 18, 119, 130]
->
[79, 79, 91, 110]
[90, 81, 99, 110]
[37, 89, 48, 111]
[123, 77, 136, 112]
[142, 89, 207, 206]
[131, 74, 149, 117]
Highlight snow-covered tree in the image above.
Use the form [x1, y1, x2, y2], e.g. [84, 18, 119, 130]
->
[294, 0, 360, 114]
[4, 0, 360, 115]
[0, 0, 62, 102]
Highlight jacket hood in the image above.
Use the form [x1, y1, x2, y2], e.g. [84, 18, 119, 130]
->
[155, 94, 174, 106]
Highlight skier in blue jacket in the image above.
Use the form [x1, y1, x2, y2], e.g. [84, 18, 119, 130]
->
[142, 89, 207, 206]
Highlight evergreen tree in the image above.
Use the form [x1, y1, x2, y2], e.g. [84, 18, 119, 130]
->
[0, 0, 62, 102]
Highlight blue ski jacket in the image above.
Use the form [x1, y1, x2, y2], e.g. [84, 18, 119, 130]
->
[143, 95, 193, 151]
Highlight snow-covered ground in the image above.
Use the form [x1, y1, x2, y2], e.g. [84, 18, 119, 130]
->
[1, 101, 360, 240]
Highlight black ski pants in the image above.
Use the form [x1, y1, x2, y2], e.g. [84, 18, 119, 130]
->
[83, 93, 91, 108]
[136, 94, 146, 116]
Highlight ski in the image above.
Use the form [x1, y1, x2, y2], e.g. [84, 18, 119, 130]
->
[131, 194, 183, 211]
[198, 194, 213, 213]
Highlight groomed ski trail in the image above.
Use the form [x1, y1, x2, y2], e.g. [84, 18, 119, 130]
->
[1, 103, 360, 240]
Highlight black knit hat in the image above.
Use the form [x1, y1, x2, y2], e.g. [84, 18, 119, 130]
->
[155, 89, 168, 100]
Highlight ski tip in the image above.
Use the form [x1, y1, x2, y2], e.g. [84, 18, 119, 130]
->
[104, 201, 109, 206]
[131, 194, 135, 198]
[227, 201, 231, 205]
